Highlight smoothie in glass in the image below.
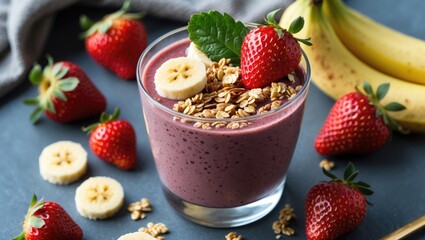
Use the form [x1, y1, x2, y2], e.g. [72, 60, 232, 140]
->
[137, 27, 310, 227]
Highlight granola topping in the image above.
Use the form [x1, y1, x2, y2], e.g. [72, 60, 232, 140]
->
[171, 58, 302, 129]
[128, 198, 153, 221]
[225, 231, 243, 240]
[139, 222, 169, 240]
[272, 204, 297, 238]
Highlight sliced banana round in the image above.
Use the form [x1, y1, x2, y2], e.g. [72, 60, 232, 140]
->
[154, 57, 207, 100]
[186, 42, 213, 68]
[117, 232, 157, 240]
[39, 140, 88, 185]
[75, 176, 124, 220]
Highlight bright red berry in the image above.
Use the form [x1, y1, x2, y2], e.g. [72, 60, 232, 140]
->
[305, 163, 373, 240]
[80, 0, 147, 80]
[315, 82, 406, 155]
[241, 11, 310, 89]
[25, 56, 106, 124]
[13, 195, 83, 240]
[83, 108, 137, 170]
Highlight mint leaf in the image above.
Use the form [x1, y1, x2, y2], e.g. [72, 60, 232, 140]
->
[188, 11, 249, 65]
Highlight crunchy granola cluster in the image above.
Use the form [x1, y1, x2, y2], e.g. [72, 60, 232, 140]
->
[139, 222, 169, 240]
[128, 198, 153, 221]
[272, 204, 297, 238]
[320, 159, 335, 171]
[172, 58, 302, 130]
[225, 231, 243, 240]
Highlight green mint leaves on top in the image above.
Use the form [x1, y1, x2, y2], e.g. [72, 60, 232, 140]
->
[188, 11, 248, 66]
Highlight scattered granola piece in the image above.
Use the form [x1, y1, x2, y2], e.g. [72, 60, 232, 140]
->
[139, 222, 169, 239]
[128, 198, 153, 221]
[272, 204, 296, 237]
[319, 159, 335, 171]
[225, 231, 243, 240]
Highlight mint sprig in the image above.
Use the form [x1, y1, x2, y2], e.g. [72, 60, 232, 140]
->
[188, 11, 249, 65]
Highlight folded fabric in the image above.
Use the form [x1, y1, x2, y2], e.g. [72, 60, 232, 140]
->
[0, 0, 292, 98]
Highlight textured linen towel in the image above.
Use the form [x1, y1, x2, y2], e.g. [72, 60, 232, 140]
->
[0, 0, 292, 98]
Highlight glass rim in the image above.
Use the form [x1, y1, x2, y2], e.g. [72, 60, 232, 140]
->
[136, 26, 311, 123]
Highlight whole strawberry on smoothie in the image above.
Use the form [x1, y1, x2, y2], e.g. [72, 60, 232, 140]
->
[24, 56, 106, 124]
[80, 0, 147, 79]
[13, 195, 83, 240]
[138, 10, 312, 227]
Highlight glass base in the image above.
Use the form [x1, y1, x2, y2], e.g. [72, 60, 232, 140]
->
[162, 179, 285, 228]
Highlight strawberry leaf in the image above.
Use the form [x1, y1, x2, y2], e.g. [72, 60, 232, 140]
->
[99, 20, 113, 34]
[288, 16, 304, 34]
[23, 98, 39, 105]
[50, 63, 63, 77]
[385, 102, 406, 112]
[58, 77, 79, 91]
[56, 67, 69, 80]
[188, 11, 249, 65]
[80, 15, 95, 31]
[322, 168, 338, 180]
[362, 81, 374, 98]
[29, 64, 43, 85]
[30, 107, 43, 124]
[12, 233, 25, 240]
[343, 162, 356, 180]
[29, 216, 45, 229]
[53, 88, 67, 101]
[376, 83, 390, 101]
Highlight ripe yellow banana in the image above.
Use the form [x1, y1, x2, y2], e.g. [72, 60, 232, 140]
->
[279, 0, 425, 132]
[323, 0, 425, 85]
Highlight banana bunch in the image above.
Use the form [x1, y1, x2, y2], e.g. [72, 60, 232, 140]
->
[279, 0, 425, 132]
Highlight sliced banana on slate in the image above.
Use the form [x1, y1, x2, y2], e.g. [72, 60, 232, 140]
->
[75, 176, 124, 220]
[39, 140, 88, 185]
[117, 232, 157, 240]
[154, 57, 207, 100]
[186, 42, 213, 68]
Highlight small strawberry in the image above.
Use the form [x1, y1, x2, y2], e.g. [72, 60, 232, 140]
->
[240, 10, 311, 89]
[305, 162, 373, 240]
[83, 108, 136, 170]
[13, 195, 83, 240]
[315, 82, 407, 156]
[80, 0, 147, 80]
[24, 56, 107, 124]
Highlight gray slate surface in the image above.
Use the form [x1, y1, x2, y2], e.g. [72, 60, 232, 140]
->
[1, 0, 425, 239]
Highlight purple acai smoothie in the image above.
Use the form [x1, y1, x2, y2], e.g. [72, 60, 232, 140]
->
[139, 39, 308, 208]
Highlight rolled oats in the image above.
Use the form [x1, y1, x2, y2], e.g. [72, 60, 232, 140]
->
[320, 159, 335, 171]
[128, 198, 153, 221]
[272, 204, 296, 237]
[225, 231, 243, 240]
[139, 222, 169, 239]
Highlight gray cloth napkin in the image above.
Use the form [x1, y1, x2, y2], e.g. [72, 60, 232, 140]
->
[0, 0, 291, 98]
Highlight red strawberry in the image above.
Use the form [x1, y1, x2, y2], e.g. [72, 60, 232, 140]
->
[24, 56, 106, 124]
[80, 0, 147, 80]
[305, 162, 373, 240]
[240, 10, 311, 89]
[315, 82, 407, 156]
[83, 108, 136, 170]
[13, 195, 83, 240]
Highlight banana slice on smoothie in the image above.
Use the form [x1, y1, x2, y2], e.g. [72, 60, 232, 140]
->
[186, 42, 213, 67]
[39, 140, 88, 185]
[75, 176, 124, 220]
[154, 57, 207, 100]
[117, 232, 157, 240]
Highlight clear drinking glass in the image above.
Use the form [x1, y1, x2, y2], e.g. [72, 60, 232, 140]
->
[137, 26, 311, 228]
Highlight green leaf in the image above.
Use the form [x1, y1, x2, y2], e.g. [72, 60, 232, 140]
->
[356, 181, 371, 188]
[385, 102, 406, 112]
[362, 81, 374, 98]
[58, 77, 79, 91]
[265, 9, 280, 26]
[23, 98, 39, 105]
[343, 162, 356, 181]
[100, 112, 108, 123]
[53, 89, 67, 101]
[376, 83, 390, 101]
[111, 107, 121, 121]
[188, 11, 249, 65]
[30, 194, 38, 208]
[30, 107, 43, 124]
[80, 15, 94, 31]
[29, 216, 45, 229]
[295, 37, 312, 46]
[50, 62, 63, 77]
[346, 170, 359, 183]
[29, 64, 43, 85]
[99, 20, 113, 34]
[288, 16, 304, 34]
[46, 54, 54, 67]
[358, 187, 374, 196]
[322, 168, 338, 180]
[55, 67, 69, 79]
[46, 99, 56, 113]
[12, 232, 25, 240]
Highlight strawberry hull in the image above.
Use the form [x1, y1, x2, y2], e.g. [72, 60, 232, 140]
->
[137, 28, 311, 226]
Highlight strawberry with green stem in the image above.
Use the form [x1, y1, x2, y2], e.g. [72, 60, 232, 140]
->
[240, 9, 312, 89]
[80, 0, 147, 80]
[13, 195, 83, 240]
[24, 56, 106, 124]
[305, 162, 373, 240]
[315, 82, 407, 156]
[83, 108, 137, 170]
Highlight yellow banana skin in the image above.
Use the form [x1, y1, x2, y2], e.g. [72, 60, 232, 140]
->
[279, 0, 425, 132]
[323, 0, 425, 85]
